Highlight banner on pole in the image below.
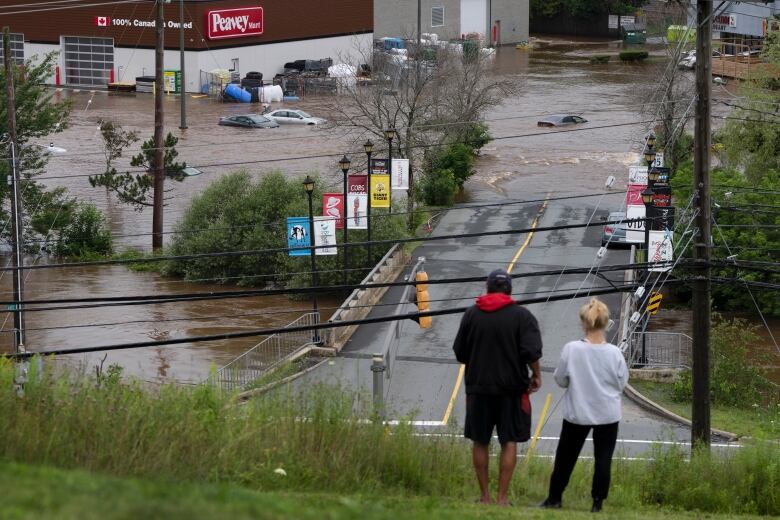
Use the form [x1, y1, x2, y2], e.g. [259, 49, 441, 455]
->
[371, 174, 391, 208]
[313, 216, 337, 255]
[347, 175, 368, 229]
[626, 183, 646, 206]
[625, 204, 645, 243]
[629, 165, 648, 185]
[322, 193, 344, 229]
[287, 217, 311, 257]
[653, 151, 664, 168]
[652, 205, 675, 231]
[649, 229, 674, 272]
[370, 158, 388, 175]
[651, 183, 672, 207]
[391, 158, 410, 190]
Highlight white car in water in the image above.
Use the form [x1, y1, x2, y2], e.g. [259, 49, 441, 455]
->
[265, 109, 327, 125]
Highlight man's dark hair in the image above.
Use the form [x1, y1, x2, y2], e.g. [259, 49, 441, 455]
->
[486, 269, 512, 295]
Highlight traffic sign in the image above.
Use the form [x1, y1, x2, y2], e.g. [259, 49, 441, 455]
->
[647, 292, 663, 315]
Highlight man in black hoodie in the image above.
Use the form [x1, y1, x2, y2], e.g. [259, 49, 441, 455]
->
[453, 268, 543, 506]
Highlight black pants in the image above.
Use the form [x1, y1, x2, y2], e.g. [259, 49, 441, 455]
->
[547, 420, 619, 502]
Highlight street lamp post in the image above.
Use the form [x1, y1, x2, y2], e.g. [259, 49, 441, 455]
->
[640, 186, 656, 367]
[338, 155, 351, 288]
[644, 137, 657, 189]
[384, 127, 397, 214]
[303, 176, 319, 341]
[364, 140, 374, 265]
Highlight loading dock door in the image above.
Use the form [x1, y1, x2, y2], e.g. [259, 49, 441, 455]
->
[460, 0, 488, 37]
[63, 36, 114, 87]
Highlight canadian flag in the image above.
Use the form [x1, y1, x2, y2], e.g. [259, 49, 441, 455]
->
[95, 16, 110, 27]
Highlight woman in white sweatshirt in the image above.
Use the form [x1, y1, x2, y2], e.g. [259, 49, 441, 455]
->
[540, 298, 629, 513]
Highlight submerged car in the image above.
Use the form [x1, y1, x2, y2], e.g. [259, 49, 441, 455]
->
[537, 114, 587, 127]
[218, 114, 279, 128]
[601, 211, 630, 247]
[265, 109, 327, 125]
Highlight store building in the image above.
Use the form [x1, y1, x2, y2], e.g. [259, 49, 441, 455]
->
[688, 1, 780, 41]
[1, 0, 372, 92]
[374, 0, 529, 45]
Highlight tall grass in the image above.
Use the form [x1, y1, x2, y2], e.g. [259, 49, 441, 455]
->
[0, 358, 778, 515]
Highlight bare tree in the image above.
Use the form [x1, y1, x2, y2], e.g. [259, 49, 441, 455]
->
[328, 38, 516, 227]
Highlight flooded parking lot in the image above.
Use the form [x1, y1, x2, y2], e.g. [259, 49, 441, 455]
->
[3, 41, 775, 383]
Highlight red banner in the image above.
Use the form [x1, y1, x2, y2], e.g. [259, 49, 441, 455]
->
[626, 183, 646, 206]
[347, 175, 368, 194]
[206, 7, 264, 40]
[322, 193, 345, 230]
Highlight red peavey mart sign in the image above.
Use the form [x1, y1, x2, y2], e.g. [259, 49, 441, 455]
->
[206, 7, 264, 40]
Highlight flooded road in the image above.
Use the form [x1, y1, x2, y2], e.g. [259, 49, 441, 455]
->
[3, 40, 773, 383]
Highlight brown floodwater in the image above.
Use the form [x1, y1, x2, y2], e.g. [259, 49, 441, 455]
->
[2, 40, 774, 383]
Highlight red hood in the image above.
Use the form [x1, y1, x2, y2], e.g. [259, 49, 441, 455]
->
[476, 293, 515, 312]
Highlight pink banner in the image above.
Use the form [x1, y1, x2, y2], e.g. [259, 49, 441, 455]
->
[322, 193, 344, 230]
[626, 183, 646, 206]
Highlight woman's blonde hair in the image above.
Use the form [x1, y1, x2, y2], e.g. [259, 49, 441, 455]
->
[579, 297, 610, 332]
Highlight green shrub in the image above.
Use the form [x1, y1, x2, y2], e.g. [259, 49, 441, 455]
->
[433, 144, 475, 188]
[589, 55, 611, 64]
[420, 169, 458, 207]
[52, 203, 112, 258]
[463, 123, 492, 154]
[671, 318, 772, 407]
[619, 50, 649, 62]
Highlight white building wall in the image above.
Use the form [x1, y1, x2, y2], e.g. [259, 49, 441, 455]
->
[23, 43, 59, 83]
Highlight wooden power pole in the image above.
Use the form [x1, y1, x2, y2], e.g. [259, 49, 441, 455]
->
[4, 27, 26, 353]
[153, 0, 165, 251]
[692, 0, 712, 450]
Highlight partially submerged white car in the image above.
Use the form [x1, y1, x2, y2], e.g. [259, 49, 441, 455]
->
[264, 109, 327, 125]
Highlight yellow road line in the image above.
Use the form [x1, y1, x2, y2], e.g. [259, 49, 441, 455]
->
[441, 364, 465, 425]
[441, 194, 551, 424]
[524, 392, 553, 467]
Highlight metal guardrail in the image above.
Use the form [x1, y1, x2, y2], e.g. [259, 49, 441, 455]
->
[209, 312, 319, 392]
[629, 331, 692, 369]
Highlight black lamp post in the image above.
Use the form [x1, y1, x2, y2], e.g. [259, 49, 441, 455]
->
[644, 144, 657, 187]
[640, 185, 655, 367]
[303, 175, 319, 326]
[364, 139, 374, 265]
[384, 127, 397, 213]
[338, 155, 351, 288]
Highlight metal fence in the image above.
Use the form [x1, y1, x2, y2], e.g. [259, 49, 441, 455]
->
[209, 312, 319, 392]
[199, 70, 226, 99]
[629, 331, 692, 369]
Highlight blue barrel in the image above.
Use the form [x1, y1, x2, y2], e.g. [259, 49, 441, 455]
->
[224, 83, 251, 103]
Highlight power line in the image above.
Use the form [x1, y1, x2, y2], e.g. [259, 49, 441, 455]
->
[5, 261, 675, 311]
[0, 216, 657, 273]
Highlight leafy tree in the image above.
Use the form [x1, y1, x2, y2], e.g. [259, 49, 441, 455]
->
[432, 144, 475, 188]
[420, 168, 457, 207]
[90, 123, 185, 211]
[0, 51, 73, 245]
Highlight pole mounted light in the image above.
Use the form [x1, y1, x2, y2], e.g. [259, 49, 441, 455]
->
[641, 187, 655, 206]
[303, 175, 316, 194]
[644, 146, 657, 167]
[648, 168, 661, 185]
[339, 155, 351, 175]
[383, 127, 397, 141]
[363, 139, 374, 155]
[646, 131, 657, 148]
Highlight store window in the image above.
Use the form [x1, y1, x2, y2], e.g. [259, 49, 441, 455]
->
[0, 33, 25, 66]
[432, 6, 445, 27]
[62, 36, 114, 87]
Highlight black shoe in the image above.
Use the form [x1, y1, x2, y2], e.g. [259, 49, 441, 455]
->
[539, 498, 562, 508]
[591, 498, 603, 513]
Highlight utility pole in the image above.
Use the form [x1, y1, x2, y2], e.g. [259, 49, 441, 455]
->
[153, 0, 165, 251]
[692, 0, 712, 450]
[4, 27, 25, 353]
[179, 0, 187, 130]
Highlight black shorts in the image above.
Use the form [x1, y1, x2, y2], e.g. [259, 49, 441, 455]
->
[464, 393, 532, 445]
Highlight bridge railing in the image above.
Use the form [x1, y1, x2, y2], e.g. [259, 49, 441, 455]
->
[629, 331, 692, 369]
[209, 312, 319, 392]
